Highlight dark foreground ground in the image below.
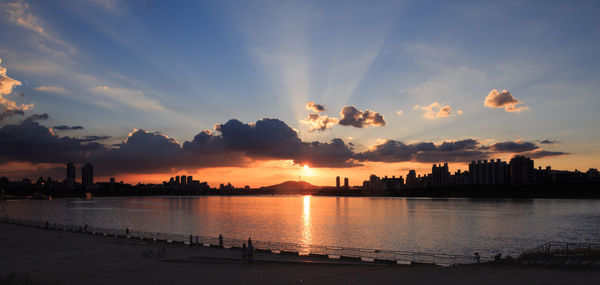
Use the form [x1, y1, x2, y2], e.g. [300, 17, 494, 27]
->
[1, 223, 599, 285]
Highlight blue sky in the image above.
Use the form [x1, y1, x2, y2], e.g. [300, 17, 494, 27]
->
[1, 0, 599, 185]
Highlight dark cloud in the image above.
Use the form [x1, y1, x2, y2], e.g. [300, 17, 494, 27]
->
[53, 125, 84, 130]
[306, 101, 326, 112]
[484, 89, 528, 112]
[356, 139, 488, 163]
[301, 113, 338, 132]
[93, 129, 183, 174]
[490, 141, 538, 153]
[0, 121, 104, 164]
[519, 150, 569, 159]
[75, 136, 111, 143]
[338, 106, 385, 128]
[0, 117, 569, 177]
[24, 113, 48, 122]
[540, 139, 558, 145]
[0, 108, 24, 120]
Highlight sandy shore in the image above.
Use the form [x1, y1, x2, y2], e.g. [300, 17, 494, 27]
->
[1, 223, 598, 284]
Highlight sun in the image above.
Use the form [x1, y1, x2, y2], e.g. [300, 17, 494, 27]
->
[303, 164, 310, 170]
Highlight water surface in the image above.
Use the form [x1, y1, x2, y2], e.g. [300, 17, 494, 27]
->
[2, 196, 599, 257]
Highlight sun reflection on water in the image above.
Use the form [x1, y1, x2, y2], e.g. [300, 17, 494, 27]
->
[302, 195, 312, 248]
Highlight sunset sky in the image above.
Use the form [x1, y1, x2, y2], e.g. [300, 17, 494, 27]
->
[1, 0, 599, 187]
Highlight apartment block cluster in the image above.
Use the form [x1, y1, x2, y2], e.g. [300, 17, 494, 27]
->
[362, 156, 600, 190]
[164, 175, 208, 189]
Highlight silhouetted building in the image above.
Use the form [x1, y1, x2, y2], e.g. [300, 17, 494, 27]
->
[469, 159, 509, 185]
[175, 176, 180, 185]
[510, 156, 534, 184]
[181, 175, 187, 185]
[432, 163, 450, 187]
[336, 176, 340, 188]
[82, 163, 94, 187]
[66, 162, 75, 190]
[187, 176, 193, 184]
[406, 170, 417, 188]
[381, 175, 404, 190]
[344, 177, 349, 188]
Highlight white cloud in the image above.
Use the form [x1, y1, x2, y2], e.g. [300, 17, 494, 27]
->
[0, 58, 33, 120]
[92, 86, 165, 111]
[484, 89, 529, 113]
[415, 102, 462, 119]
[33, 86, 67, 94]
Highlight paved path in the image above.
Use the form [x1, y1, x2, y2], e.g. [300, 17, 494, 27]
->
[1, 223, 599, 284]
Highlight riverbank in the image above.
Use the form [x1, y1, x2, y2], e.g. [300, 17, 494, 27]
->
[1, 223, 599, 284]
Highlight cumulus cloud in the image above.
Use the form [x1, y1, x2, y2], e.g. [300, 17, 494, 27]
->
[415, 102, 462, 119]
[484, 89, 528, 112]
[301, 113, 338, 132]
[305, 101, 326, 112]
[0, 121, 104, 164]
[356, 139, 488, 163]
[0, 117, 569, 176]
[53, 125, 84, 131]
[490, 141, 538, 153]
[33, 86, 67, 94]
[338, 106, 385, 128]
[1, 58, 33, 121]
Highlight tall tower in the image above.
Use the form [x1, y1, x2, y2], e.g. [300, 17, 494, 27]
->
[336, 176, 340, 188]
[82, 163, 94, 187]
[344, 177, 349, 188]
[66, 162, 75, 190]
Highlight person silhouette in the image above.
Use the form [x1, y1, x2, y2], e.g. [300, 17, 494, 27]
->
[219, 234, 224, 248]
[242, 243, 248, 264]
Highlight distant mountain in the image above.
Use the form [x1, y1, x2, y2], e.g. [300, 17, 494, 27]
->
[261, 180, 322, 190]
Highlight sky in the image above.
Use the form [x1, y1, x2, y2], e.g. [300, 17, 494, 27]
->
[0, 0, 599, 187]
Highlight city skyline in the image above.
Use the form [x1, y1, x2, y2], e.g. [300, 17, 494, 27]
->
[1, 0, 599, 187]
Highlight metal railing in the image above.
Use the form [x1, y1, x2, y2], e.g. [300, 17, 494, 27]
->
[1, 216, 482, 266]
[522, 241, 600, 257]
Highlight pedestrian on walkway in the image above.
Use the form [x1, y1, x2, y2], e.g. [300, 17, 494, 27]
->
[248, 242, 255, 264]
[241, 243, 248, 264]
[219, 234, 223, 248]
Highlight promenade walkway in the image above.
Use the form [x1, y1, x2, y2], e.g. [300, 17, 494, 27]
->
[2, 223, 599, 284]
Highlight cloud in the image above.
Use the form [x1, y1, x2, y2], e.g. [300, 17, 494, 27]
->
[415, 102, 462, 119]
[53, 125, 84, 131]
[519, 150, 569, 159]
[305, 101, 325, 112]
[490, 141, 538, 153]
[0, 120, 104, 164]
[75, 135, 111, 143]
[540, 139, 558, 145]
[301, 113, 338, 132]
[484, 89, 529, 112]
[356, 139, 488, 163]
[1, 58, 33, 120]
[92, 86, 165, 111]
[338, 106, 385, 128]
[1, 1, 46, 36]
[23, 113, 48, 122]
[396, 110, 403, 115]
[33, 86, 67, 94]
[0, 117, 569, 177]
